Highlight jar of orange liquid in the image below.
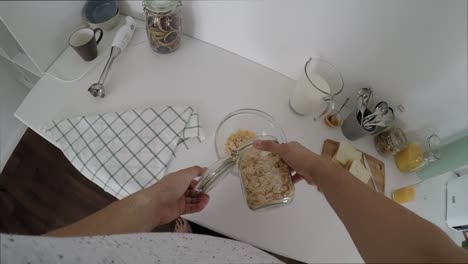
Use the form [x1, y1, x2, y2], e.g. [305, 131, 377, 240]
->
[392, 186, 416, 204]
[394, 134, 441, 172]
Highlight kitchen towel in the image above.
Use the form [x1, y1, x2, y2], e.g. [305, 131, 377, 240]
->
[43, 106, 204, 199]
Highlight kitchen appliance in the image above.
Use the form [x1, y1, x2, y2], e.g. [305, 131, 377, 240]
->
[88, 16, 135, 98]
[446, 174, 468, 231]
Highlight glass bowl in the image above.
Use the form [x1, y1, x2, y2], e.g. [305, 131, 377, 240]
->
[214, 109, 287, 159]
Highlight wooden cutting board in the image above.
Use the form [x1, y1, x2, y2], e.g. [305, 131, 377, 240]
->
[321, 139, 385, 192]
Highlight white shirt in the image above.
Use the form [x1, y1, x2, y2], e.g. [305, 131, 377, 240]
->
[0, 233, 283, 264]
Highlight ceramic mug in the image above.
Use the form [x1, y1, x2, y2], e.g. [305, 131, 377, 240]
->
[69, 28, 103, 61]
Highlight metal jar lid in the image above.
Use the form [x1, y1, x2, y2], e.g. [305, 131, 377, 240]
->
[143, 0, 180, 13]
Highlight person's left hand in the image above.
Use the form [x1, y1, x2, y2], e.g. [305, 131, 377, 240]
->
[151, 166, 210, 226]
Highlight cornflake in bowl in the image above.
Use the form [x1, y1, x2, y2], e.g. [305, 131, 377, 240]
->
[215, 109, 286, 160]
[225, 129, 257, 157]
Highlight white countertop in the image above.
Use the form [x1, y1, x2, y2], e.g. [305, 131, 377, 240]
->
[403, 171, 465, 246]
[15, 20, 413, 263]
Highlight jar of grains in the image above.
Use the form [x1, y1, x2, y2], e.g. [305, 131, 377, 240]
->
[195, 135, 295, 211]
[374, 128, 408, 156]
[143, 0, 182, 54]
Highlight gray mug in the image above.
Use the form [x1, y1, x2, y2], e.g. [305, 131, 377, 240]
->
[341, 113, 373, 141]
[69, 27, 103, 61]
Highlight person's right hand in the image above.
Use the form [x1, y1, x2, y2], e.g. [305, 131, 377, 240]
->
[253, 140, 328, 186]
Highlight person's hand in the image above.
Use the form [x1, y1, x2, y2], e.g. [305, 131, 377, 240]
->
[150, 166, 209, 226]
[253, 140, 329, 186]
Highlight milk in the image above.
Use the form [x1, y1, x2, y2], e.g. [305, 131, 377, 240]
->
[290, 72, 331, 115]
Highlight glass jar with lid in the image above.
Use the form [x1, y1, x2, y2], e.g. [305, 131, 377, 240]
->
[374, 128, 408, 156]
[143, 0, 182, 54]
[195, 109, 295, 211]
[394, 133, 441, 173]
[195, 136, 295, 211]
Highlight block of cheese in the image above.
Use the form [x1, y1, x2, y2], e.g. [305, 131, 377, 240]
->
[333, 141, 362, 166]
[347, 160, 372, 184]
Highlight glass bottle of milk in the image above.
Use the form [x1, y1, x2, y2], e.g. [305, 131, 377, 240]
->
[290, 58, 343, 117]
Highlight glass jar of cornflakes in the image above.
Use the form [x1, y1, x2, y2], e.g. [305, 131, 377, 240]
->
[237, 141, 294, 210]
[195, 135, 295, 211]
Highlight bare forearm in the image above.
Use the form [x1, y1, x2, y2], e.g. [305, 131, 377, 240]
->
[45, 166, 209, 237]
[253, 140, 468, 262]
[46, 186, 160, 237]
[316, 160, 468, 263]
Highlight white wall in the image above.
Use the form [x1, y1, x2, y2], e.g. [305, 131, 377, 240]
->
[0, 56, 29, 172]
[182, 0, 467, 139]
[0, 1, 86, 73]
[123, 0, 467, 139]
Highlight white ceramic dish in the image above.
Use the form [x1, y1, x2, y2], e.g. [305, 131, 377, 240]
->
[87, 8, 121, 30]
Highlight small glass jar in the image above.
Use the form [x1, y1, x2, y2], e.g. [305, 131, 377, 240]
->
[195, 136, 295, 211]
[323, 110, 344, 128]
[394, 133, 441, 173]
[392, 185, 416, 204]
[143, 0, 182, 54]
[374, 128, 407, 156]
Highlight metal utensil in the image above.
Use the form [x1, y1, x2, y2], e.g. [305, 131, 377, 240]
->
[364, 155, 379, 192]
[375, 101, 389, 113]
[88, 47, 121, 97]
[357, 88, 373, 124]
[363, 107, 395, 129]
[337, 97, 350, 114]
[363, 101, 389, 124]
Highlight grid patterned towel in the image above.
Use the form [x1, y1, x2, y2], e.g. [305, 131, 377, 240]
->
[43, 106, 204, 199]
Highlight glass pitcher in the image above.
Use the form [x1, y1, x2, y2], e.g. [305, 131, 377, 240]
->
[289, 57, 344, 120]
[395, 132, 441, 173]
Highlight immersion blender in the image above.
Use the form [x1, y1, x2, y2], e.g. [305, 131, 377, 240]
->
[88, 16, 136, 98]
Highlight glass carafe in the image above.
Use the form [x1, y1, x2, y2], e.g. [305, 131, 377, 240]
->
[289, 57, 344, 119]
[395, 132, 441, 173]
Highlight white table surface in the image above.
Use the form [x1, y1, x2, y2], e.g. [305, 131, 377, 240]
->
[15, 20, 413, 263]
[403, 172, 465, 246]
